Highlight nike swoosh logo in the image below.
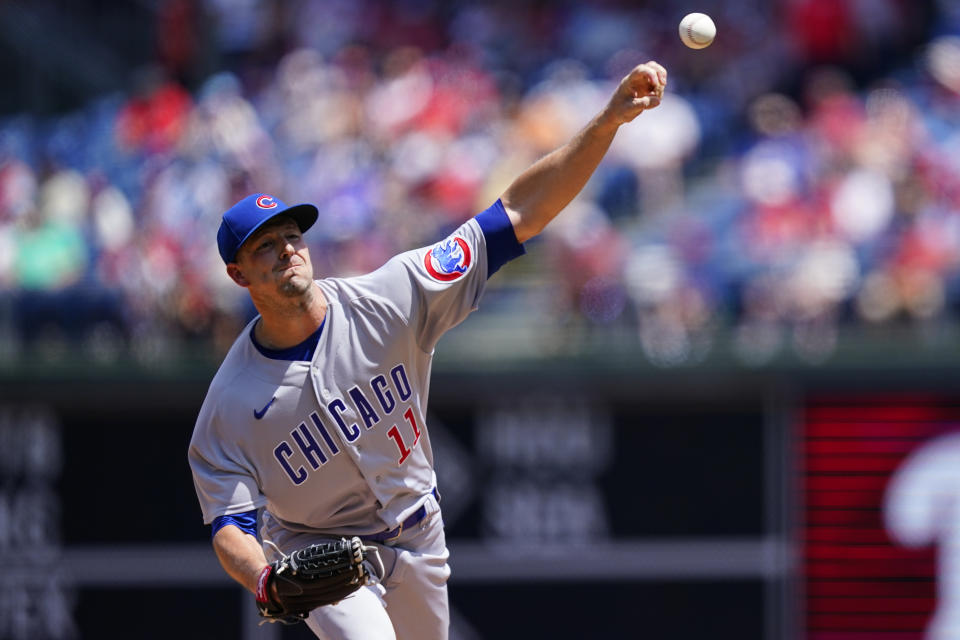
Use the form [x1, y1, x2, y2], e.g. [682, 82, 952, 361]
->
[253, 397, 277, 420]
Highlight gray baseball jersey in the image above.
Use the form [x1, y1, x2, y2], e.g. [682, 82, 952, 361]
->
[189, 213, 501, 537]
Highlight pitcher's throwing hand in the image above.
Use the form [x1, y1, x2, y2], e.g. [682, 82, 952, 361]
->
[601, 61, 669, 128]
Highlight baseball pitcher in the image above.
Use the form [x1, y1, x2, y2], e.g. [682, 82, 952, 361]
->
[188, 61, 667, 639]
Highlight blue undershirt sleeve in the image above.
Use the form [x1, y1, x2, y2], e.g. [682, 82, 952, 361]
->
[211, 509, 258, 539]
[475, 199, 526, 278]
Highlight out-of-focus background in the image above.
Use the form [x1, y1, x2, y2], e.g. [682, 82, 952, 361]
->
[2, 0, 960, 638]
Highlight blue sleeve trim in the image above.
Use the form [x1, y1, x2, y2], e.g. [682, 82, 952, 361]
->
[475, 199, 526, 278]
[211, 510, 258, 539]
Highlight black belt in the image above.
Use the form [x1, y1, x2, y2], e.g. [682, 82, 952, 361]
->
[362, 488, 439, 544]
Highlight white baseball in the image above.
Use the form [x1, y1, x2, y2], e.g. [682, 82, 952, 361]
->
[679, 12, 716, 49]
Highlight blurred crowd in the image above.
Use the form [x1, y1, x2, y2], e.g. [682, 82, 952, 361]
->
[1, 0, 959, 366]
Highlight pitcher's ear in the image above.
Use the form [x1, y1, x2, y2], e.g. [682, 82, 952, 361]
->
[226, 263, 249, 287]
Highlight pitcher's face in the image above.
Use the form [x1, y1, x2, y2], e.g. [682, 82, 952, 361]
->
[230, 217, 314, 298]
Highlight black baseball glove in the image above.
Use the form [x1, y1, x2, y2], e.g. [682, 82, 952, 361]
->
[255, 536, 379, 624]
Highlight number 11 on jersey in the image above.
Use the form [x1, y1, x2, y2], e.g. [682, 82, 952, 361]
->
[387, 408, 422, 464]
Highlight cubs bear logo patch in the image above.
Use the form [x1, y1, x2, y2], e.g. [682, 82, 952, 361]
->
[423, 237, 472, 282]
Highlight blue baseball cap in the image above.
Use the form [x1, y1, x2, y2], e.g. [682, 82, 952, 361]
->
[217, 194, 319, 264]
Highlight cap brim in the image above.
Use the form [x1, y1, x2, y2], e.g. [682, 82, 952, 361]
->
[235, 203, 319, 258]
[274, 203, 319, 234]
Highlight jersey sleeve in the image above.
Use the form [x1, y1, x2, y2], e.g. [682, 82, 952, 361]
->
[188, 395, 266, 524]
[341, 200, 524, 353]
[474, 199, 526, 277]
[211, 510, 258, 539]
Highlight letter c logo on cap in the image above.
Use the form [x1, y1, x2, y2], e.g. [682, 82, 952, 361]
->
[256, 195, 278, 209]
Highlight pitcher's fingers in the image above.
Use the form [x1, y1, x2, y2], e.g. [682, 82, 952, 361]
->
[645, 61, 668, 87]
[630, 64, 659, 92]
[633, 95, 661, 110]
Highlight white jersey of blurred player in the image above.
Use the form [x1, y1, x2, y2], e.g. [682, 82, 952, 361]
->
[190, 207, 512, 639]
[885, 432, 960, 640]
